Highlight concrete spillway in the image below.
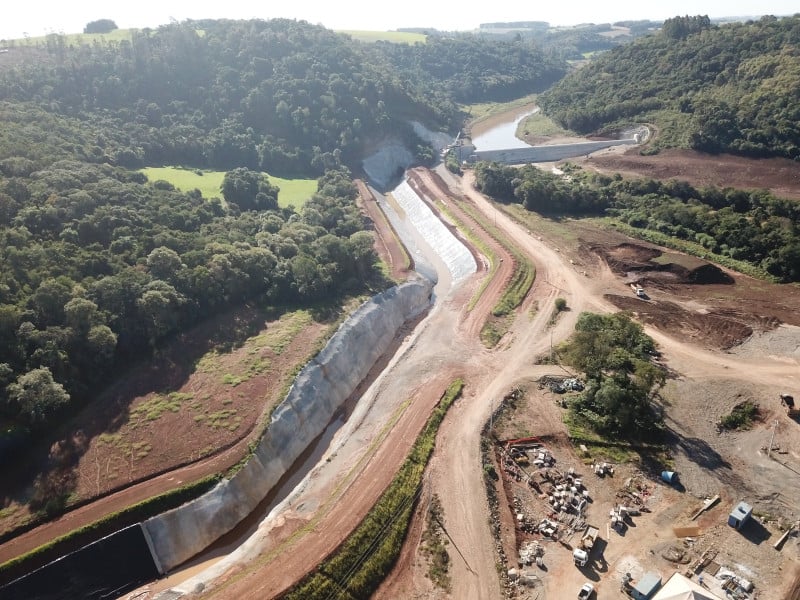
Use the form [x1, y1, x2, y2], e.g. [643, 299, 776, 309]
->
[1, 153, 478, 600]
[383, 180, 476, 285]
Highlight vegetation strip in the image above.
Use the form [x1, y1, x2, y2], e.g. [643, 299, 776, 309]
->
[474, 161, 796, 283]
[282, 379, 464, 600]
[454, 201, 536, 343]
[417, 180, 535, 342]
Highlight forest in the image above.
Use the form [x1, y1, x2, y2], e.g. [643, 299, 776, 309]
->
[474, 161, 800, 282]
[0, 19, 565, 450]
[538, 14, 800, 159]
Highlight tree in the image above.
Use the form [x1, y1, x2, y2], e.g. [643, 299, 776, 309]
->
[6, 367, 70, 427]
[221, 168, 279, 212]
[83, 19, 118, 34]
[562, 312, 663, 439]
[64, 297, 100, 336]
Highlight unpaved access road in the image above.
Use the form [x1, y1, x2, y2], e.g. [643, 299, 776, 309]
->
[130, 164, 799, 600]
[379, 167, 800, 600]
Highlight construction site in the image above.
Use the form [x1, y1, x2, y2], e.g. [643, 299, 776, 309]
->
[482, 374, 800, 600]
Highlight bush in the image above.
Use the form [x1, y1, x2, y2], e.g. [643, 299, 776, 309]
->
[554, 297, 567, 311]
[719, 401, 758, 430]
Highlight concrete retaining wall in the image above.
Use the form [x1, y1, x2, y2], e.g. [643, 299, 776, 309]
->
[142, 277, 434, 573]
[472, 139, 635, 164]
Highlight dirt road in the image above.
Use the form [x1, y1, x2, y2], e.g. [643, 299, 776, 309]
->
[126, 163, 799, 600]
[385, 167, 800, 600]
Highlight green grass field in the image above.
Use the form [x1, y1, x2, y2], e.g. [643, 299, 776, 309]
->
[517, 110, 574, 139]
[141, 167, 317, 208]
[338, 30, 426, 43]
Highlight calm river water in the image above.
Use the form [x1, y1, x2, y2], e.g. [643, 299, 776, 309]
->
[470, 105, 539, 151]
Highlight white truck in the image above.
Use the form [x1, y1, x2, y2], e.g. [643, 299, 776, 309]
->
[578, 582, 595, 599]
[573, 525, 600, 567]
[630, 283, 647, 298]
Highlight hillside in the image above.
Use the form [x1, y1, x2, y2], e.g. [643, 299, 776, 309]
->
[0, 20, 566, 175]
[0, 18, 566, 525]
[539, 14, 800, 159]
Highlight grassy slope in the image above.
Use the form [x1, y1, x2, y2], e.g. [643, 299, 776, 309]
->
[11, 29, 138, 45]
[141, 167, 317, 208]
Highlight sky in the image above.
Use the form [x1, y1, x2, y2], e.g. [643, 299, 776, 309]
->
[1, 0, 798, 40]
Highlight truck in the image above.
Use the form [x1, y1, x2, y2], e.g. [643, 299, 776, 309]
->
[578, 582, 595, 599]
[573, 525, 600, 566]
[630, 283, 647, 298]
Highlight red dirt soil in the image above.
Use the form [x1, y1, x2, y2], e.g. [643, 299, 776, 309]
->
[0, 309, 329, 566]
[356, 179, 412, 282]
[591, 241, 800, 350]
[586, 147, 800, 200]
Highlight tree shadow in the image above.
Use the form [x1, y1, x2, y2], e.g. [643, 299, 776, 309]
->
[662, 420, 745, 490]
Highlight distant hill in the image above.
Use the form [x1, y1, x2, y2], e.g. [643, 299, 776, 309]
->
[473, 20, 662, 60]
[538, 14, 800, 160]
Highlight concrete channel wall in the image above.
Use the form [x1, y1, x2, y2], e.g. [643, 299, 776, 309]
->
[472, 139, 636, 164]
[142, 277, 434, 573]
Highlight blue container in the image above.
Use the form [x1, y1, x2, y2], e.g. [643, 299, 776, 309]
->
[661, 471, 678, 484]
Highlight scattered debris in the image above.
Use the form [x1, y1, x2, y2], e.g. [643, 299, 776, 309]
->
[690, 495, 720, 521]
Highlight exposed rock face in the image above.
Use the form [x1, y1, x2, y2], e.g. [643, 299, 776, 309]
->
[142, 277, 434, 573]
[362, 139, 414, 190]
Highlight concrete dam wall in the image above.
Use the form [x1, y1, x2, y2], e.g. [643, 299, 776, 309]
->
[141, 276, 434, 573]
[471, 139, 636, 164]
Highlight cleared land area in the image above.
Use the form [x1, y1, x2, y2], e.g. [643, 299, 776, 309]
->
[140, 167, 317, 208]
[585, 147, 800, 200]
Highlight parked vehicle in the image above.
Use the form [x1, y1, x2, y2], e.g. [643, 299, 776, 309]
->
[578, 582, 595, 598]
[574, 525, 600, 567]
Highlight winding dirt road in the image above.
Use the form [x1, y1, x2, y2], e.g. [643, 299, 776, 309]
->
[378, 167, 799, 600]
[123, 163, 800, 600]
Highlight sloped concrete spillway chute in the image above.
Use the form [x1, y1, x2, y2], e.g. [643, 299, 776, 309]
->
[142, 276, 434, 574]
[390, 180, 477, 284]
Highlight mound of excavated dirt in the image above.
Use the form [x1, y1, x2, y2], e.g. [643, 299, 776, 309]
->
[605, 294, 754, 350]
[687, 263, 734, 285]
[594, 243, 732, 286]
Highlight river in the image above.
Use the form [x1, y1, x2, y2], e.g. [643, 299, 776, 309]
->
[470, 104, 539, 151]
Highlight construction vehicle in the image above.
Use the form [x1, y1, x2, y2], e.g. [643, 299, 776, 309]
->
[574, 525, 599, 566]
[630, 283, 647, 298]
[578, 582, 595, 599]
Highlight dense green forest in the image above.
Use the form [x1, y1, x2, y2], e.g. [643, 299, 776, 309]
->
[0, 164, 377, 439]
[0, 19, 565, 450]
[539, 14, 800, 159]
[474, 161, 800, 282]
[0, 19, 566, 174]
[372, 35, 566, 102]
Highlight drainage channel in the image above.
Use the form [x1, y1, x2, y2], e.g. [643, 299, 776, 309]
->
[133, 174, 472, 598]
[149, 399, 356, 592]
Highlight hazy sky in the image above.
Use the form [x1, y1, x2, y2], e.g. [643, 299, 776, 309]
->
[1, 0, 797, 40]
